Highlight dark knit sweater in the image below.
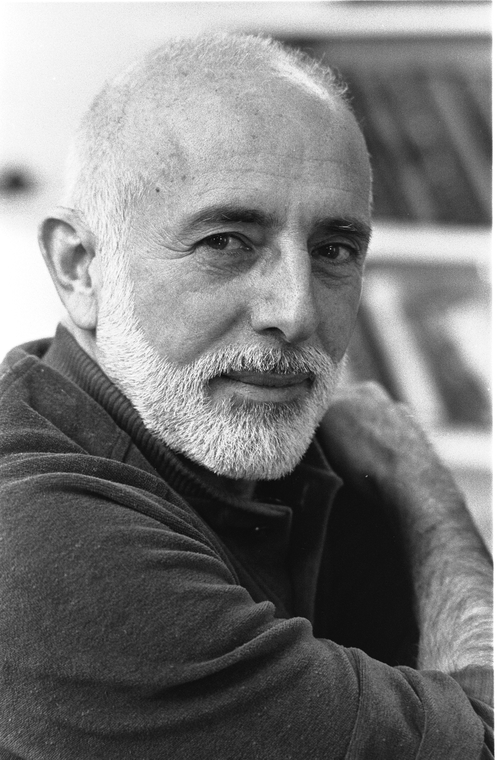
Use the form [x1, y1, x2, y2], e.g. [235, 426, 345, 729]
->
[0, 326, 493, 758]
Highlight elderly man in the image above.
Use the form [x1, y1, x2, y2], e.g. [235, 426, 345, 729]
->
[0, 33, 492, 758]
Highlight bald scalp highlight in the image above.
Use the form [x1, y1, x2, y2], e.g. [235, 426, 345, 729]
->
[62, 33, 353, 258]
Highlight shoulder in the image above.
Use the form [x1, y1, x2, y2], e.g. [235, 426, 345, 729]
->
[0, 334, 237, 587]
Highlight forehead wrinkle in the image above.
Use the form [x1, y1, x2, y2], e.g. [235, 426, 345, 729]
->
[114, 60, 367, 203]
[121, 75, 370, 239]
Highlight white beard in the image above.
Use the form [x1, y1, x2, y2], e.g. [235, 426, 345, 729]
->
[96, 256, 344, 480]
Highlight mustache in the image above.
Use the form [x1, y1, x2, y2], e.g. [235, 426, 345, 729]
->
[167, 345, 339, 386]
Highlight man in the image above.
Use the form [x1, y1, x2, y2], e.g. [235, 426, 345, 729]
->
[0, 33, 492, 758]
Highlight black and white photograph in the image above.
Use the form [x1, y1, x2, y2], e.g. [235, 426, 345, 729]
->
[0, 2, 494, 757]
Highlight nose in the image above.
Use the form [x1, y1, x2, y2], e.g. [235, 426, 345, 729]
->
[250, 245, 319, 344]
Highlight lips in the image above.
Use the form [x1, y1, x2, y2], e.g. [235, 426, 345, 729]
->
[222, 371, 313, 388]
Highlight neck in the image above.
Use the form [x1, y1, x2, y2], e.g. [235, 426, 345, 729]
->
[61, 315, 99, 363]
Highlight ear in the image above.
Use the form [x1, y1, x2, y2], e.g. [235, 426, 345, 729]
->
[39, 208, 99, 331]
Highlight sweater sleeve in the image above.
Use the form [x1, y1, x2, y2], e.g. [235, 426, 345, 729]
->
[0, 469, 493, 760]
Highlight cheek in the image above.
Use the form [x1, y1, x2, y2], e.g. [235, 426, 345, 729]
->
[316, 278, 363, 359]
[132, 272, 248, 363]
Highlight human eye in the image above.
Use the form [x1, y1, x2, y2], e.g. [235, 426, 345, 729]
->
[198, 233, 252, 253]
[312, 240, 359, 264]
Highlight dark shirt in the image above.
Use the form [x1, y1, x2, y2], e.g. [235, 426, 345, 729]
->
[0, 326, 493, 758]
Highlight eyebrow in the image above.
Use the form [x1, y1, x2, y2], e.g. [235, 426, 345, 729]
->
[313, 216, 373, 249]
[181, 204, 276, 232]
[179, 203, 372, 246]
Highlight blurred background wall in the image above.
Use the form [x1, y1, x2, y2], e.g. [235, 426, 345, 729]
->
[0, 0, 492, 545]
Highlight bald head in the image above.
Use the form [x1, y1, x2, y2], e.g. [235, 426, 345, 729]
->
[62, 33, 364, 255]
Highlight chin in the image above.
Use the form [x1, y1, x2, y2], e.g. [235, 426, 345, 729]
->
[173, 400, 321, 482]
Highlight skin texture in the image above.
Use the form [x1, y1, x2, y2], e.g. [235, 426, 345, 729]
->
[109, 79, 371, 397]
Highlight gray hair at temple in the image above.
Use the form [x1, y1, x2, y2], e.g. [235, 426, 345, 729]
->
[61, 33, 352, 259]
